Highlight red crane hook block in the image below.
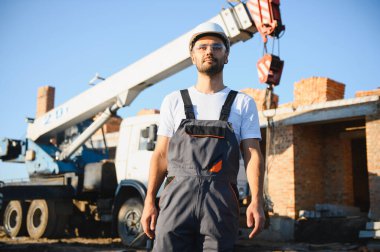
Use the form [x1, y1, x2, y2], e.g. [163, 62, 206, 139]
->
[257, 54, 284, 86]
[246, 0, 285, 43]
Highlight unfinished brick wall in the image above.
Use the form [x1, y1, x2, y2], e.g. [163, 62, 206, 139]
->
[103, 116, 122, 133]
[267, 125, 296, 218]
[341, 139, 354, 205]
[94, 115, 122, 136]
[290, 123, 355, 216]
[36, 86, 55, 118]
[366, 113, 380, 220]
[293, 77, 345, 107]
[293, 125, 324, 211]
[270, 122, 358, 219]
[241, 88, 279, 111]
[137, 109, 160, 116]
[321, 125, 354, 206]
[266, 77, 356, 219]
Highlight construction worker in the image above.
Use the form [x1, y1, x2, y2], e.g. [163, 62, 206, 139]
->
[141, 22, 265, 251]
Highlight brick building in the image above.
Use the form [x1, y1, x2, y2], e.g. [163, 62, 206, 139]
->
[242, 77, 380, 241]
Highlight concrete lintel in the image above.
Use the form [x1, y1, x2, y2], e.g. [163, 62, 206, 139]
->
[259, 95, 379, 127]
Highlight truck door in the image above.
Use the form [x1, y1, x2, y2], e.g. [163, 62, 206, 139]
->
[125, 123, 157, 186]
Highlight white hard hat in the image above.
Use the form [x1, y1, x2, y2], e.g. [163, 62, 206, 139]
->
[189, 22, 230, 53]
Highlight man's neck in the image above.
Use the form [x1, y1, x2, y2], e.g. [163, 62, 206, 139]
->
[195, 73, 225, 94]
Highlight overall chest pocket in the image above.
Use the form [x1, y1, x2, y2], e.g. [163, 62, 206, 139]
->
[185, 125, 225, 139]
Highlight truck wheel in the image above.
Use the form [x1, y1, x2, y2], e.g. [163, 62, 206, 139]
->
[26, 200, 57, 239]
[0, 192, 3, 211]
[51, 214, 69, 238]
[117, 198, 147, 247]
[3, 200, 26, 237]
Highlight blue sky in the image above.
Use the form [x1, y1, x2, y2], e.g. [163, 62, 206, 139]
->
[0, 0, 379, 180]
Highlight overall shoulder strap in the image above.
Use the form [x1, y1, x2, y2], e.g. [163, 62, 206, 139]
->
[219, 90, 238, 121]
[180, 89, 195, 119]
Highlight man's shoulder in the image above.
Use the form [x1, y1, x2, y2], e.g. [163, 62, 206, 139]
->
[163, 90, 182, 102]
[161, 89, 186, 111]
[221, 87, 253, 102]
[234, 90, 255, 107]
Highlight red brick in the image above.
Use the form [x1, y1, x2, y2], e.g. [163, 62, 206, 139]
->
[293, 77, 345, 107]
[241, 88, 279, 111]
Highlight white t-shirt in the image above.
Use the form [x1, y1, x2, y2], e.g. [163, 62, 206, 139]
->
[157, 86, 261, 143]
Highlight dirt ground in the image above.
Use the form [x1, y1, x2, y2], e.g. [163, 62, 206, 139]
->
[0, 235, 378, 252]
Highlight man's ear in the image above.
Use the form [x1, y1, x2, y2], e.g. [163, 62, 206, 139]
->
[224, 54, 229, 64]
[191, 53, 196, 64]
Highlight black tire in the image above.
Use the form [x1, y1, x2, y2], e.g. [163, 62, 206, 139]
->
[26, 200, 57, 239]
[51, 214, 69, 238]
[3, 200, 26, 237]
[0, 192, 3, 211]
[117, 198, 147, 247]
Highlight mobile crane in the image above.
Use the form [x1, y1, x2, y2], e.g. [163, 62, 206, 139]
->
[0, 0, 284, 247]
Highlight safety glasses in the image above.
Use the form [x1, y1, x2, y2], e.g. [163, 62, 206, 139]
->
[193, 43, 225, 52]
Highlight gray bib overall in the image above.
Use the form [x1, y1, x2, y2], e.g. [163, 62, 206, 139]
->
[154, 89, 240, 252]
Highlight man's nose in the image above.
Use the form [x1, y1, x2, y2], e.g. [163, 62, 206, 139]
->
[205, 46, 214, 53]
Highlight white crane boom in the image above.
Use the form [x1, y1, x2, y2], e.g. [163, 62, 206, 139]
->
[27, 2, 257, 144]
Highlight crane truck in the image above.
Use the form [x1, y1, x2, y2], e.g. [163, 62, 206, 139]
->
[0, 0, 284, 247]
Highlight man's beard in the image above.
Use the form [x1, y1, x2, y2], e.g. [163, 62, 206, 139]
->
[196, 56, 225, 76]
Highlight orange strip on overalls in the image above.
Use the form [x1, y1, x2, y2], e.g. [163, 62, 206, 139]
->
[209, 160, 222, 173]
[189, 134, 224, 139]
